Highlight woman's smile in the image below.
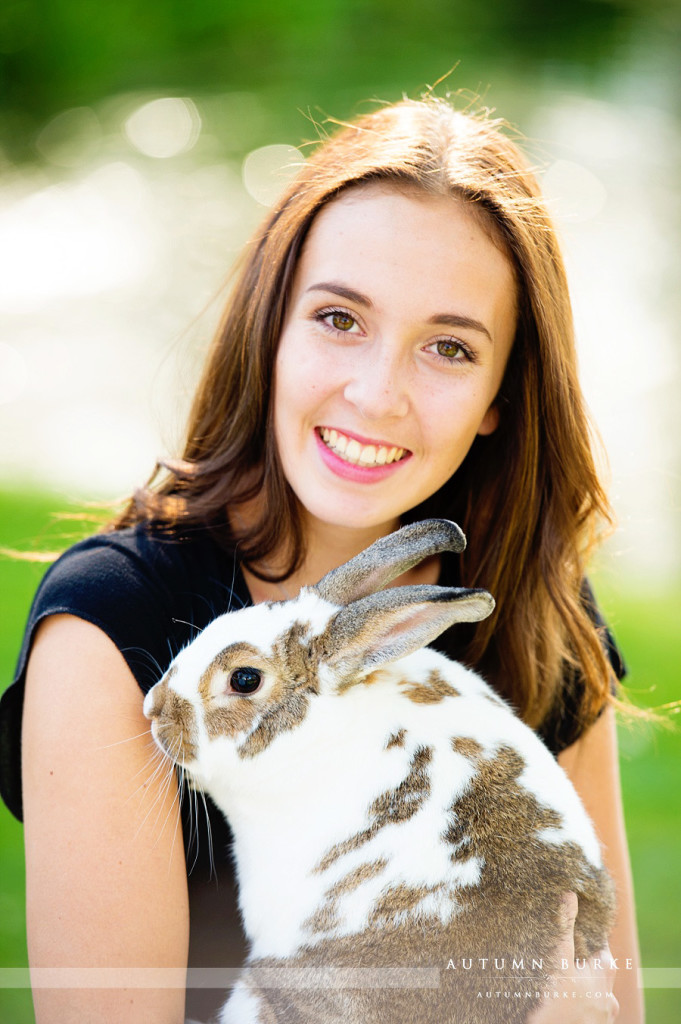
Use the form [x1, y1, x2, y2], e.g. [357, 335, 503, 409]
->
[314, 426, 412, 484]
[273, 183, 518, 532]
[318, 426, 410, 467]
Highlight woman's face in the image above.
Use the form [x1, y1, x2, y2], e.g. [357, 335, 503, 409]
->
[273, 184, 517, 535]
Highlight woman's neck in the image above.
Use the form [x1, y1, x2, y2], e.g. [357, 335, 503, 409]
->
[293, 514, 402, 586]
[238, 508, 439, 604]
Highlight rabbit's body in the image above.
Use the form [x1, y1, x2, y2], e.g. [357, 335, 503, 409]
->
[144, 521, 615, 1023]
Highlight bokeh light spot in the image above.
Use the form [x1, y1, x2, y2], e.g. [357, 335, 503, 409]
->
[35, 107, 102, 168]
[242, 144, 304, 206]
[124, 97, 202, 159]
[542, 159, 608, 223]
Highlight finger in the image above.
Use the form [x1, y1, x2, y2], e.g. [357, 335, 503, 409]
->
[593, 990, 619, 1021]
[584, 947, 619, 1021]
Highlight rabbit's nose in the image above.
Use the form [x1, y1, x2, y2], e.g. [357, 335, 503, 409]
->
[146, 682, 200, 764]
[143, 679, 167, 720]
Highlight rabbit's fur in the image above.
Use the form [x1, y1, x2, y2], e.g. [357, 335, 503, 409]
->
[144, 520, 615, 1023]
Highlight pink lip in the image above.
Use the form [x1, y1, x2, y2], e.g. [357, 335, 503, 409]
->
[314, 428, 412, 484]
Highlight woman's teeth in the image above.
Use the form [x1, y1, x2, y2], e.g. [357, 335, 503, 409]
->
[319, 428, 407, 467]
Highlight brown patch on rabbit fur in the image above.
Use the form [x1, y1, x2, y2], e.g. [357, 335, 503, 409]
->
[452, 737, 485, 760]
[272, 621, 325, 688]
[314, 746, 432, 873]
[304, 859, 389, 935]
[235, 622, 325, 758]
[237, 691, 316, 759]
[385, 729, 407, 749]
[368, 881, 455, 926]
[444, 741, 615, 958]
[235, 742, 615, 1024]
[335, 668, 388, 696]
[401, 669, 460, 703]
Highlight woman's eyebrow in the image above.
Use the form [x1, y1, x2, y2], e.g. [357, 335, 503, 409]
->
[427, 313, 493, 343]
[305, 282, 373, 307]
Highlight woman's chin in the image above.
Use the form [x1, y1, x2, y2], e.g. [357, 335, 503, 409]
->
[296, 478, 415, 536]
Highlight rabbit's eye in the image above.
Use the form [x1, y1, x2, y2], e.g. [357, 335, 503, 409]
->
[229, 666, 263, 695]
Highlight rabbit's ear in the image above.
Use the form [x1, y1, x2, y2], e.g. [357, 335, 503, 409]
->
[313, 520, 466, 606]
[323, 584, 494, 676]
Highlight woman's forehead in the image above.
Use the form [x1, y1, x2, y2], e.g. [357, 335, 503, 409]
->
[314, 179, 511, 253]
[299, 182, 513, 274]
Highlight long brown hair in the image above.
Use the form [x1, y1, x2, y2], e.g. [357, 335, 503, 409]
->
[115, 97, 615, 732]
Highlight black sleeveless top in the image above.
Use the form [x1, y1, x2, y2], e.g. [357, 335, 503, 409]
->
[0, 523, 626, 850]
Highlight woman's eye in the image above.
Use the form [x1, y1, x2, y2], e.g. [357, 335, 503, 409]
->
[315, 308, 362, 334]
[331, 311, 356, 331]
[229, 667, 262, 695]
[426, 338, 472, 363]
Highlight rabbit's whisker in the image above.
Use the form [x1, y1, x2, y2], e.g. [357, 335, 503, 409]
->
[125, 743, 167, 804]
[133, 738, 182, 842]
[227, 547, 243, 613]
[198, 788, 216, 880]
[158, 759, 185, 872]
[126, 741, 172, 802]
[122, 645, 166, 679]
[187, 769, 202, 875]
[98, 727, 154, 750]
[171, 618, 202, 633]
[148, 766, 182, 845]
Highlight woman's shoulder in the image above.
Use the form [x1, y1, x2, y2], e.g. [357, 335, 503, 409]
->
[38, 522, 233, 592]
[21, 523, 250, 687]
[32, 521, 247, 605]
[30, 526, 170, 611]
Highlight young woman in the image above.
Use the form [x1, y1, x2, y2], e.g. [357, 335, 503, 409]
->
[1, 97, 641, 1022]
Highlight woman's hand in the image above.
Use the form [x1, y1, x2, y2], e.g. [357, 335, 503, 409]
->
[528, 894, 619, 1023]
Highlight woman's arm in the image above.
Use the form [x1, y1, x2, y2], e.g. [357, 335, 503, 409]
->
[558, 707, 644, 1024]
[22, 614, 190, 1024]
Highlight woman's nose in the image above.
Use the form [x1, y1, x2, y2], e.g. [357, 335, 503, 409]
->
[342, 345, 410, 420]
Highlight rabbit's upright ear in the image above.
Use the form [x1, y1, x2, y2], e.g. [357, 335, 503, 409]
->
[323, 584, 494, 677]
[313, 520, 466, 606]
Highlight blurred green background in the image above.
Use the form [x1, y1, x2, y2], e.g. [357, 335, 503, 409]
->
[1, 0, 680, 1021]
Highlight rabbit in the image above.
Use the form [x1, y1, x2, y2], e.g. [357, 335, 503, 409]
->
[144, 519, 615, 1024]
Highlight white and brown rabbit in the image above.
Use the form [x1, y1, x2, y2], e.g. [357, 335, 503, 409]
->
[144, 519, 615, 1023]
